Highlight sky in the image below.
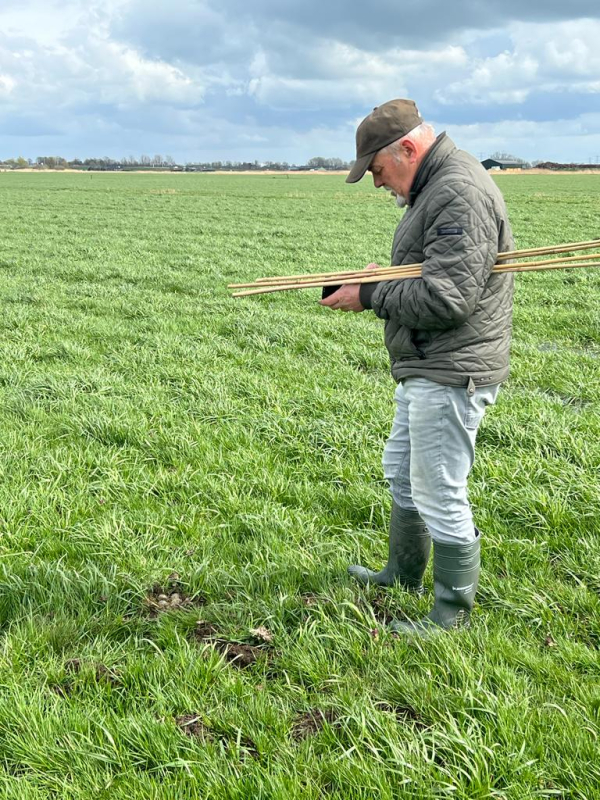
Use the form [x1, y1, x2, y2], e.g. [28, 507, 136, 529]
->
[1, 0, 600, 165]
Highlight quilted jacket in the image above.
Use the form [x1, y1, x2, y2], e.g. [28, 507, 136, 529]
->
[359, 133, 515, 388]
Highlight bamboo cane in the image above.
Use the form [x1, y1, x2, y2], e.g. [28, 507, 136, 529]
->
[496, 238, 600, 260]
[230, 252, 600, 295]
[231, 258, 600, 298]
[228, 250, 600, 290]
[229, 265, 418, 290]
[498, 259, 600, 274]
[244, 238, 600, 286]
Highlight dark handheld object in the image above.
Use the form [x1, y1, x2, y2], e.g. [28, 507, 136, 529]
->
[321, 284, 342, 299]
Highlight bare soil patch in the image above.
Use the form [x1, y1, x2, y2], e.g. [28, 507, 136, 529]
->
[50, 659, 121, 697]
[291, 708, 340, 740]
[175, 714, 259, 758]
[191, 620, 272, 669]
[376, 702, 428, 729]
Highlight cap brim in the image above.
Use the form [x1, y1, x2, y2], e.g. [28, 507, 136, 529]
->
[345, 152, 374, 184]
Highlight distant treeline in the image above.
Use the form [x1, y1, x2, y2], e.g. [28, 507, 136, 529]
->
[533, 161, 600, 171]
[0, 155, 353, 172]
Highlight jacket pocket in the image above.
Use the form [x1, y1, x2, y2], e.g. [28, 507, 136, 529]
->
[411, 329, 430, 358]
[387, 326, 422, 361]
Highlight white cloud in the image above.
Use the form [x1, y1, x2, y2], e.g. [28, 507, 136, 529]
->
[535, 19, 600, 77]
[1, 1, 82, 45]
[0, 73, 16, 95]
[0, 29, 206, 112]
[436, 52, 538, 105]
[441, 18, 600, 105]
[69, 38, 202, 106]
[444, 113, 600, 162]
[0, 1, 599, 161]
[249, 40, 469, 109]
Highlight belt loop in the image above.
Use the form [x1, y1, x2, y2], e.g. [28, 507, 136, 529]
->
[467, 377, 476, 396]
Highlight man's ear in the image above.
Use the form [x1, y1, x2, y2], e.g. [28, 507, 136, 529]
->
[401, 137, 419, 163]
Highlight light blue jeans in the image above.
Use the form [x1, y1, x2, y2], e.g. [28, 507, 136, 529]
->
[383, 377, 500, 545]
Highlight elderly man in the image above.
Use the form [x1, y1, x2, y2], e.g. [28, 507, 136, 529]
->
[321, 99, 514, 635]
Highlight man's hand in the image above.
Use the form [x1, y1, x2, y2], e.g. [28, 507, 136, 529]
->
[319, 263, 380, 312]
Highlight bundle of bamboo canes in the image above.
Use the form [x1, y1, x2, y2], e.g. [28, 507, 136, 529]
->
[229, 238, 600, 298]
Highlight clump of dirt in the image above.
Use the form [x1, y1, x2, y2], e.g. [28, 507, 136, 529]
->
[355, 592, 394, 624]
[51, 659, 121, 697]
[301, 594, 332, 608]
[194, 621, 219, 639]
[291, 708, 339, 740]
[191, 620, 270, 669]
[175, 714, 212, 741]
[50, 683, 72, 698]
[372, 599, 394, 624]
[175, 714, 258, 758]
[65, 658, 121, 685]
[376, 702, 427, 729]
[218, 642, 262, 668]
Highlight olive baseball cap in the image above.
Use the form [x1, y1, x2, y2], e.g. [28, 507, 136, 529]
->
[346, 98, 423, 183]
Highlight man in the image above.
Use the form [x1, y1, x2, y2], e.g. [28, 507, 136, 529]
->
[320, 99, 514, 636]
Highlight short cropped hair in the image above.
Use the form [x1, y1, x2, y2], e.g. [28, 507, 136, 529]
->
[381, 123, 436, 159]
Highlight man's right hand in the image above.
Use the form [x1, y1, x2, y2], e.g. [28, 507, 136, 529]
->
[318, 262, 381, 313]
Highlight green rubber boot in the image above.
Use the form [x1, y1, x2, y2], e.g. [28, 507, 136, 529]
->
[348, 503, 431, 591]
[391, 533, 480, 637]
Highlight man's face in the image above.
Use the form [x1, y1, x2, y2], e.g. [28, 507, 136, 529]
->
[368, 143, 416, 205]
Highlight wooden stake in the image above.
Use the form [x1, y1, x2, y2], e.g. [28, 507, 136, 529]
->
[244, 238, 600, 286]
[231, 257, 600, 298]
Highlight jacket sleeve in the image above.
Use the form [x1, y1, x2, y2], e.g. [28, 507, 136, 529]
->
[365, 181, 499, 330]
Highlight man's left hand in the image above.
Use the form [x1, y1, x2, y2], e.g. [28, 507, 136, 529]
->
[319, 283, 364, 312]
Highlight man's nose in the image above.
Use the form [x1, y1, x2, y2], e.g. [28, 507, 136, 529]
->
[373, 175, 383, 188]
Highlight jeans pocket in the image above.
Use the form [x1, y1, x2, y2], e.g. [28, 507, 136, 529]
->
[465, 410, 483, 430]
[464, 395, 484, 430]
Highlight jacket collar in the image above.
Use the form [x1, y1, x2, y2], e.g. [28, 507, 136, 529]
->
[408, 132, 456, 206]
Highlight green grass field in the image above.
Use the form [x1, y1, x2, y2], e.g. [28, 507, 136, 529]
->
[0, 171, 598, 799]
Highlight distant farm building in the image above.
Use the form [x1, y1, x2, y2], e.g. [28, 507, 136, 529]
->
[481, 158, 525, 171]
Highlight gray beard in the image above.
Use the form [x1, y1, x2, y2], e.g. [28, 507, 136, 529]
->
[385, 186, 407, 208]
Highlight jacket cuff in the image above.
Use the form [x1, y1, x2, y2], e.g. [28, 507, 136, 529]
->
[359, 281, 379, 310]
